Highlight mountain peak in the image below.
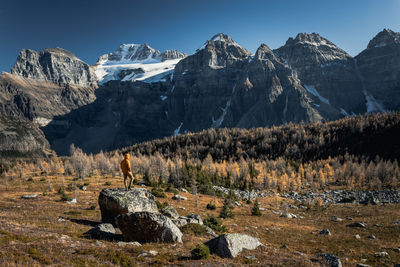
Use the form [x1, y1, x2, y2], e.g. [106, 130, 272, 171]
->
[10, 47, 96, 86]
[367, 28, 400, 49]
[209, 33, 235, 43]
[284, 32, 338, 49]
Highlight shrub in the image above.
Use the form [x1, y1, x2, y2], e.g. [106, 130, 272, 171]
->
[219, 198, 234, 219]
[104, 181, 112, 186]
[165, 185, 179, 194]
[155, 200, 169, 210]
[57, 187, 65, 195]
[151, 187, 167, 198]
[204, 215, 227, 234]
[251, 199, 262, 216]
[206, 202, 216, 210]
[191, 244, 210, 260]
[27, 177, 34, 182]
[181, 223, 207, 236]
[60, 193, 72, 202]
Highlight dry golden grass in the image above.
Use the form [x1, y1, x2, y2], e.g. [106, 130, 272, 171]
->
[0, 173, 399, 266]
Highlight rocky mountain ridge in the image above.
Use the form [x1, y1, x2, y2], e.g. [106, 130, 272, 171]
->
[1, 29, 400, 155]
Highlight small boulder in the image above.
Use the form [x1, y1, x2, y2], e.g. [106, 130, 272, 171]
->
[346, 222, 366, 228]
[354, 234, 361, 239]
[172, 217, 189, 228]
[161, 206, 179, 219]
[393, 221, 400, 225]
[172, 194, 187, 200]
[98, 188, 158, 224]
[329, 216, 343, 222]
[117, 241, 141, 247]
[21, 194, 38, 199]
[186, 214, 203, 225]
[84, 223, 116, 240]
[205, 233, 264, 258]
[319, 229, 331, 236]
[317, 253, 342, 267]
[116, 211, 182, 243]
[280, 213, 297, 219]
[374, 251, 389, 257]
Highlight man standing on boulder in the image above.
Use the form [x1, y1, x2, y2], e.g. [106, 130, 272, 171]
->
[120, 153, 133, 190]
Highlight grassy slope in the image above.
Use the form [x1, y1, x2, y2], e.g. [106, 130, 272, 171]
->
[0, 173, 399, 266]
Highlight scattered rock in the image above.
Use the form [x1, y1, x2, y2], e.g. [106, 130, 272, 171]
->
[281, 190, 400, 205]
[230, 223, 238, 227]
[98, 188, 158, 224]
[234, 201, 242, 207]
[186, 214, 203, 225]
[205, 226, 217, 237]
[346, 222, 366, 228]
[367, 235, 376, 240]
[245, 255, 257, 261]
[116, 211, 182, 243]
[172, 194, 187, 200]
[172, 214, 203, 227]
[393, 221, 400, 225]
[161, 206, 179, 219]
[117, 241, 141, 247]
[95, 240, 105, 247]
[280, 213, 297, 219]
[294, 251, 306, 257]
[356, 264, 371, 267]
[374, 251, 389, 257]
[259, 207, 266, 211]
[329, 216, 343, 222]
[317, 253, 342, 267]
[180, 188, 189, 193]
[148, 250, 158, 256]
[21, 194, 38, 199]
[288, 204, 298, 209]
[319, 229, 331, 236]
[57, 218, 66, 222]
[346, 216, 353, 220]
[373, 223, 381, 227]
[205, 233, 264, 258]
[177, 207, 185, 210]
[172, 217, 189, 228]
[354, 234, 361, 239]
[67, 198, 77, 204]
[85, 223, 116, 240]
[81, 186, 87, 191]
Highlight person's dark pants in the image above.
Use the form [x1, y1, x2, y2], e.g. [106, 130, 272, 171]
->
[123, 172, 133, 190]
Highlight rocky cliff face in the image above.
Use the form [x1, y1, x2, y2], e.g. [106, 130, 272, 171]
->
[274, 33, 365, 117]
[355, 29, 400, 111]
[43, 34, 323, 153]
[11, 48, 97, 87]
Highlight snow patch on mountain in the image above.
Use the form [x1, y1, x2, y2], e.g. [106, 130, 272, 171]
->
[174, 122, 183, 136]
[304, 85, 330, 105]
[211, 100, 231, 128]
[364, 90, 386, 113]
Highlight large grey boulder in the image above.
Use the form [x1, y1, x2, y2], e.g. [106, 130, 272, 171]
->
[115, 211, 182, 243]
[98, 188, 158, 224]
[205, 233, 264, 258]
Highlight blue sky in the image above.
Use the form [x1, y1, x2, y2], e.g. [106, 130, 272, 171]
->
[0, 0, 399, 72]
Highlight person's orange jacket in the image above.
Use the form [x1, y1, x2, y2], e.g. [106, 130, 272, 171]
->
[120, 154, 131, 174]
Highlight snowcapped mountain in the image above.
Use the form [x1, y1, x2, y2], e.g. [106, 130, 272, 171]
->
[95, 43, 187, 84]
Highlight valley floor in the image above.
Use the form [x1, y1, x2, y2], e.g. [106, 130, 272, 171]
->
[0, 174, 399, 266]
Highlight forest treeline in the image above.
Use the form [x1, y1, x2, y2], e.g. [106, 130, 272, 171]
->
[121, 112, 400, 162]
[1, 112, 399, 193]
